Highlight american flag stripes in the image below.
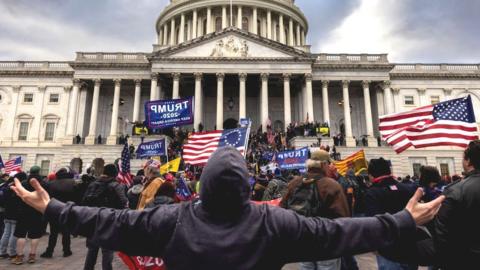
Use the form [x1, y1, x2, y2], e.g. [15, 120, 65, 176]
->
[183, 128, 249, 166]
[118, 140, 133, 187]
[3, 157, 23, 174]
[379, 96, 479, 153]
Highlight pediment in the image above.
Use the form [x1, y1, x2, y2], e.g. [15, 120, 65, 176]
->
[152, 28, 310, 60]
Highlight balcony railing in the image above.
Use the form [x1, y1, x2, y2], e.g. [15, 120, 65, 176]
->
[0, 61, 72, 70]
[314, 53, 389, 64]
[75, 52, 149, 62]
[393, 64, 480, 72]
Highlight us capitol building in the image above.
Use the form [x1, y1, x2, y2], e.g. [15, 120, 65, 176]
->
[1, 0, 479, 176]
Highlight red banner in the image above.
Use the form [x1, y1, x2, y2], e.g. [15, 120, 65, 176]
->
[118, 252, 166, 270]
[252, 198, 282, 207]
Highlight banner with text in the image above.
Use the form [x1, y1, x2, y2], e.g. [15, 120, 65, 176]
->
[275, 147, 309, 170]
[145, 97, 194, 129]
[136, 139, 166, 158]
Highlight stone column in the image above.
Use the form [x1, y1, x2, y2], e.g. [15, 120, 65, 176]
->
[342, 80, 355, 147]
[107, 79, 121, 145]
[283, 73, 291, 129]
[322, 80, 330, 125]
[222, 6, 227, 29]
[267, 11, 272, 39]
[296, 24, 301, 46]
[301, 29, 305, 45]
[305, 73, 314, 122]
[179, 13, 185, 43]
[383, 80, 393, 115]
[194, 73, 203, 131]
[392, 88, 401, 113]
[66, 79, 80, 139]
[150, 74, 158, 101]
[418, 88, 427, 106]
[170, 18, 176, 45]
[207, 7, 212, 33]
[252, 8, 258, 34]
[444, 88, 453, 100]
[192, 9, 198, 39]
[172, 73, 181, 99]
[85, 79, 101, 145]
[158, 30, 163, 45]
[279, 14, 285, 44]
[216, 73, 225, 130]
[362, 80, 377, 147]
[163, 24, 168, 46]
[239, 73, 247, 119]
[237, 6, 242, 28]
[261, 73, 269, 132]
[133, 79, 142, 123]
[288, 18, 294, 46]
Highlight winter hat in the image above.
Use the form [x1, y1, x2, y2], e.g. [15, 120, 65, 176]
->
[14, 171, 27, 182]
[47, 172, 57, 181]
[307, 150, 332, 169]
[164, 173, 174, 182]
[30, 166, 41, 175]
[103, 164, 118, 178]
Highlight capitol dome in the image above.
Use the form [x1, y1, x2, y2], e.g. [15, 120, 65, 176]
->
[155, 0, 309, 49]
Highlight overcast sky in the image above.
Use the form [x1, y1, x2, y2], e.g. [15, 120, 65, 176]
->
[1, 0, 479, 63]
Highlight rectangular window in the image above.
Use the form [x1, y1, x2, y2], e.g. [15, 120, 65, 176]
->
[18, 122, 29, 141]
[412, 163, 423, 178]
[23, 93, 33, 103]
[430, 96, 441, 104]
[49, 93, 59, 103]
[45, 122, 55, 141]
[40, 160, 50, 176]
[440, 163, 450, 177]
[404, 96, 415, 105]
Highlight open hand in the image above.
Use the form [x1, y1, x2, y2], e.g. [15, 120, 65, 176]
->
[11, 178, 50, 214]
[405, 188, 445, 225]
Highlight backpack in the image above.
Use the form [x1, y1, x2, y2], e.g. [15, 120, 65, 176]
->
[284, 178, 322, 217]
[82, 180, 122, 209]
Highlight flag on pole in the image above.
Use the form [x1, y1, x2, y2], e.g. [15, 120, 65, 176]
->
[379, 96, 479, 153]
[4, 157, 22, 174]
[333, 150, 368, 176]
[160, 158, 181, 175]
[176, 176, 193, 201]
[183, 128, 249, 166]
[118, 140, 133, 187]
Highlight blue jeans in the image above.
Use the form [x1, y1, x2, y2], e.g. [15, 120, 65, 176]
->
[301, 258, 342, 270]
[376, 255, 418, 270]
[0, 219, 17, 256]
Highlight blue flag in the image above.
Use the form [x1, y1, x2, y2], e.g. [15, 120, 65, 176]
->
[176, 177, 192, 201]
[276, 147, 309, 170]
[145, 97, 194, 129]
[136, 139, 167, 158]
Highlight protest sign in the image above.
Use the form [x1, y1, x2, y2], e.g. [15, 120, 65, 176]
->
[145, 97, 194, 129]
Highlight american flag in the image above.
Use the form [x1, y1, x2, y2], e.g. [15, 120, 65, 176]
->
[117, 140, 133, 187]
[183, 128, 249, 166]
[176, 176, 192, 201]
[380, 96, 479, 153]
[3, 157, 23, 174]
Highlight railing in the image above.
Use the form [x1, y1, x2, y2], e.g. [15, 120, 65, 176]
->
[314, 53, 389, 63]
[393, 64, 480, 72]
[0, 61, 72, 70]
[76, 52, 149, 62]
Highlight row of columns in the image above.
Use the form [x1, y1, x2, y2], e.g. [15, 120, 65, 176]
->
[159, 6, 306, 47]
[71, 76, 383, 147]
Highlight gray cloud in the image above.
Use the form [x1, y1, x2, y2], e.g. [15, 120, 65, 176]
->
[0, 0, 478, 63]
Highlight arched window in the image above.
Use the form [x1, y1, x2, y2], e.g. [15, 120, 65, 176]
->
[215, 17, 222, 32]
[242, 17, 249, 31]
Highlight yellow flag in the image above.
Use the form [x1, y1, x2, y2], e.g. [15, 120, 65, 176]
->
[160, 158, 182, 175]
[334, 150, 368, 177]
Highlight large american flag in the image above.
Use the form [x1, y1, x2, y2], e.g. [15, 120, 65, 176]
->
[183, 128, 249, 166]
[3, 157, 23, 174]
[117, 140, 133, 187]
[379, 96, 479, 153]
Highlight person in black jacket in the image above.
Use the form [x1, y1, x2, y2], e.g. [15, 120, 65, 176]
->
[82, 164, 128, 270]
[365, 158, 416, 270]
[40, 167, 77, 258]
[12, 147, 444, 270]
[0, 175, 19, 259]
[12, 168, 47, 265]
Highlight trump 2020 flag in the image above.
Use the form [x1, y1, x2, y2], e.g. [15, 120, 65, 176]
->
[183, 128, 249, 166]
[380, 96, 479, 153]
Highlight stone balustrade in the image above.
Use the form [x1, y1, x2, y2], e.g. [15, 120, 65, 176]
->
[0, 61, 72, 70]
[314, 53, 389, 63]
[75, 52, 149, 62]
[393, 64, 480, 72]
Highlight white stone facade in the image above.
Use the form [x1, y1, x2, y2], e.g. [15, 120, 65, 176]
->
[0, 0, 479, 176]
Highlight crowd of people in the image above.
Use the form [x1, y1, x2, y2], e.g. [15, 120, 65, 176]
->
[1, 130, 480, 269]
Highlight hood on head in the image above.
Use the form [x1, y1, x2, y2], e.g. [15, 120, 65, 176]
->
[200, 147, 250, 218]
